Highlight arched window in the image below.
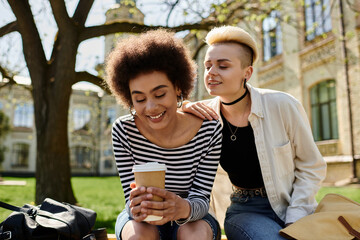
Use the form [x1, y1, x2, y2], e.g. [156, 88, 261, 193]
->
[106, 107, 117, 127]
[73, 108, 91, 131]
[262, 10, 282, 62]
[11, 143, 30, 167]
[13, 103, 34, 128]
[71, 146, 93, 169]
[304, 0, 332, 41]
[310, 80, 338, 141]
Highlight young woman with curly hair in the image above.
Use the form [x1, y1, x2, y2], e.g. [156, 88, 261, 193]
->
[105, 29, 222, 240]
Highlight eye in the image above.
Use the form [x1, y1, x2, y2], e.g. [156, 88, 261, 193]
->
[219, 65, 228, 69]
[135, 98, 145, 103]
[155, 93, 166, 98]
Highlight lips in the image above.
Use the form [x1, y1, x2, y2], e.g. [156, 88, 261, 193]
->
[147, 111, 165, 120]
[207, 79, 222, 86]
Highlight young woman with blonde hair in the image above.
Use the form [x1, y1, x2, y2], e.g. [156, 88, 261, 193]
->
[183, 26, 327, 240]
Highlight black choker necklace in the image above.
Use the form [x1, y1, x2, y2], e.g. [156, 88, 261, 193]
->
[221, 88, 248, 106]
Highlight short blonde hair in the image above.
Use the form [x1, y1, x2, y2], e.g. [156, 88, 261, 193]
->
[205, 26, 259, 65]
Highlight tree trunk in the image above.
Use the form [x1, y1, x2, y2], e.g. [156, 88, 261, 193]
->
[32, 25, 79, 204]
[34, 77, 77, 204]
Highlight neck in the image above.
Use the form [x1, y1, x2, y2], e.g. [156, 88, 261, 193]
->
[220, 94, 251, 126]
[221, 87, 248, 106]
[136, 113, 180, 139]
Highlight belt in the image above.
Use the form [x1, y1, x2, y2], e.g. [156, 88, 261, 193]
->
[232, 185, 267, 197]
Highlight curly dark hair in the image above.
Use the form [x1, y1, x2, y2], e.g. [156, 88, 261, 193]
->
[105, 29, 197, 107]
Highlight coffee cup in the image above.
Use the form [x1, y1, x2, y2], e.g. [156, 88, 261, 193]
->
[132, 162, 166, 221]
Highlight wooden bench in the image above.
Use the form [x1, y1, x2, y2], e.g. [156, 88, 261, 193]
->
[107, 234, 228, 239]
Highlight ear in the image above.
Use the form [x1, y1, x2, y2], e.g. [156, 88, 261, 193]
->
[176, 87, 182, 97]
[244, 66, 253, 80]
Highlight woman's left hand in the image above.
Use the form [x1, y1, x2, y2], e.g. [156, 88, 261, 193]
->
[139, 187, 191, 225]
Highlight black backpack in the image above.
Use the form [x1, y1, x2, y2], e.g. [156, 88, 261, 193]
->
[0, 198, 98, 240]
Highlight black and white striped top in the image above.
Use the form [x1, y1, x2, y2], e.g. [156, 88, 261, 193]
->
[112, 114, 222, 222]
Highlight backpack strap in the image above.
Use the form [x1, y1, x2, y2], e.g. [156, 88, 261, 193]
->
[0, 201, 21, 212]
[0, 231, 12, 240]
[338, 216, 360, 240]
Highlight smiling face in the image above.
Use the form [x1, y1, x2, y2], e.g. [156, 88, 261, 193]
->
[129, 71, 180, 130]
[204, 43, 253, 102]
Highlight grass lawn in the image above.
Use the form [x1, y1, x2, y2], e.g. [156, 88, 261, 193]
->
[1, 176, 360, 234]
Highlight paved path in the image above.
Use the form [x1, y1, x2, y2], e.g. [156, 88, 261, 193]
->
[0, 180, 26, 185]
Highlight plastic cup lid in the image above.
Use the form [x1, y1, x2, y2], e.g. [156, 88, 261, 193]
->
[132, 162, 167, 172]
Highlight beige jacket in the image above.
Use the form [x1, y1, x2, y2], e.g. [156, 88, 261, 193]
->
[208, 84, 327, 225]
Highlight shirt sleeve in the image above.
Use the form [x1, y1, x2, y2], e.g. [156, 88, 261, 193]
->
[180, 121, 222, 222]
[285, 100, 327, 224]
[112, 120, 134, 205]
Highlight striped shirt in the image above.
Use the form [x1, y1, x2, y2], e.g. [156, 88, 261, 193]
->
[112, 114, 222, 222]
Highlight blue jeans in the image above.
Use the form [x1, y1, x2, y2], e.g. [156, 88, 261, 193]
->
[115, 209, 220, 240]
[224, 194, 286, 240]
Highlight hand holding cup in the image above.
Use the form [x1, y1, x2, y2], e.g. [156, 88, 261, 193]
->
[131, 162, 167, 222]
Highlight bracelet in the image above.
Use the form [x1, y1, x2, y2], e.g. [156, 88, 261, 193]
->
[175, 199, 192, 226]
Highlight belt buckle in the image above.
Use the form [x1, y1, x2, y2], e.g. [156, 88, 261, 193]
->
[260, 188, 266, 197]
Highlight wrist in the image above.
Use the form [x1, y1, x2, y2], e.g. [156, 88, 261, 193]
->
[178, 198, 191, 220]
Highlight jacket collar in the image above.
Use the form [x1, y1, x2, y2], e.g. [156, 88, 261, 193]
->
[247, 84, 264, 118]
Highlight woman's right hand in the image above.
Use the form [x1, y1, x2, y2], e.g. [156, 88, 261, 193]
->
[129, 184, 152, 222]
[181, 101, 219, 120]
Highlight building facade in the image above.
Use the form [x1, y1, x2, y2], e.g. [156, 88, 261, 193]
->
[190, 0, 360, 184]
[0, 1, 143, 176]
[1, 0, 359, 183]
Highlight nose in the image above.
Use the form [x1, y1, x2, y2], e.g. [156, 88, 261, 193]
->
[145, 98, 157, 111]
[207, 66, 218, 76]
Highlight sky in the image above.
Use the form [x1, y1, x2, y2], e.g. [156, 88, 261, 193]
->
[0, 0, 216, 79]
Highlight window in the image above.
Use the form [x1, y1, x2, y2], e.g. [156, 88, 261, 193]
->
[72, 146, 93, 169]
[304, 0, 332, 41]
[11, 143, 29, 167]
[103, 148, 114, 169]
[310, 80, 338, 141]
[13, 103, 34, 128]
[106, 107, 117, 127]
[73, 108, 91, 131]
[262, 10, 282, 62]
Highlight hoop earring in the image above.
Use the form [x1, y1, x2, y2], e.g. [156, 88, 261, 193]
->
[129, 106, 136, 117]
[243, 78, 247, 88]
[177, 94, 184, 108]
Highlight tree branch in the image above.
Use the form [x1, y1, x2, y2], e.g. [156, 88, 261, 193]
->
[7, 1, 47, 76]
[0, 21, 18, 38]
[166, 0, 180, 26]
[49, 0, 72, 31]
[0, 65, 16, 84]
[72, 0, 94, 27]
[0, 65, 31, 91]
[79, 20, 215, 42]
[75, 71, 110, 94]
